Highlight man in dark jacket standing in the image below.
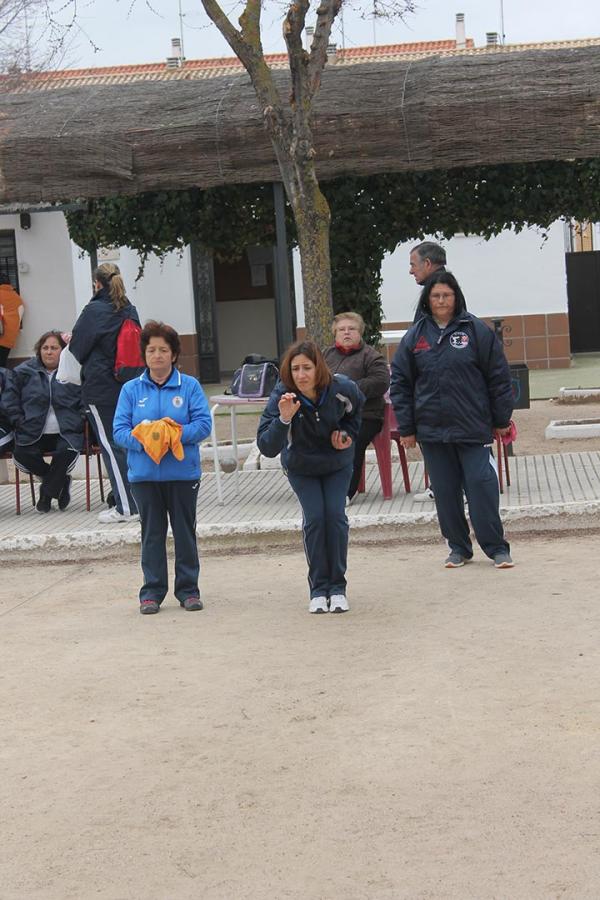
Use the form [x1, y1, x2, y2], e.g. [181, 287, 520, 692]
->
[324, 312, 390, 501]
[391, 271, 514, 569]
[409, 241, 447, 290]
[409, 241, 447, 501]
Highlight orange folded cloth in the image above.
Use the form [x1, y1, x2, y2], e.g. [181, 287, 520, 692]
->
[162, 417, 184, 460]
[132, 418, 184, 464]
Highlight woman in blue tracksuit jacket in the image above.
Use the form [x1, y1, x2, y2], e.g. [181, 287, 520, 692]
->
[390, 271, 515, 569]
[113, 321, 212, 615]
[258, 340, 364, 614]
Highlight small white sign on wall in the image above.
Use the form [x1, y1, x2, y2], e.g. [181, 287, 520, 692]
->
[97, 246, 120, 261]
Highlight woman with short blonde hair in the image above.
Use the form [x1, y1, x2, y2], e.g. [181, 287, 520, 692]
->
[324, 311, 389, 501]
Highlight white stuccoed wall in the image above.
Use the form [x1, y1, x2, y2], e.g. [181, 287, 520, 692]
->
[6, 212, 78, 356]
[380, 223, 568, 323]
[71, 243, 196, 332]
[293, 222, 569, 328]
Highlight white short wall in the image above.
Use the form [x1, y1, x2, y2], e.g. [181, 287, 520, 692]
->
[380, 222, 568, 323]
[216, 298, 278, 371]
[292, 248, 304, 328]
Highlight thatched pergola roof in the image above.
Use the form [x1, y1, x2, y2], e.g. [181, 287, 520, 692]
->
[0, 43, 599, 203]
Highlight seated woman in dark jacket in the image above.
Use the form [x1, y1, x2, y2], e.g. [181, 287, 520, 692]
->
[323, 311, 390, 501]
[1, 331, 83, 512]
[390, 271, 514, 569]
[258, 340, 364, 614]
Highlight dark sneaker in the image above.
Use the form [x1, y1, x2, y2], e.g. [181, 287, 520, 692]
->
[180, 597, 203, 611]
[494, 552, 514, 569]
[58, 476, 72, 511]
[444, 552, 471, 568]
[139, 600, 160, 615]
[36, 492, 51, 513]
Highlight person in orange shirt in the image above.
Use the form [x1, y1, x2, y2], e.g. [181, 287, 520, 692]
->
[0, 273, 25, 366]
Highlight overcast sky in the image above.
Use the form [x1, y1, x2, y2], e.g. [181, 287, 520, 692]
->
[46, 0, 600, 70]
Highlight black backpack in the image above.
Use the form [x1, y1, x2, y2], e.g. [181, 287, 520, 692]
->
[227, 354, 279, 398]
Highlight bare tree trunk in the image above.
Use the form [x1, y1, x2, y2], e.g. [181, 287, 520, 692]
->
[282, 162, 332, 346]
[199, 0, 340, 346]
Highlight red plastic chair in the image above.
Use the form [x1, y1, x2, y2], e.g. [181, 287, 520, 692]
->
[357, 401, 411, 500]
[495, 433, 511, 494]
[83, 420, 105, 511]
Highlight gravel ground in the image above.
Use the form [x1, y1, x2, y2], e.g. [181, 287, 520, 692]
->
[3, 535, 600, 899]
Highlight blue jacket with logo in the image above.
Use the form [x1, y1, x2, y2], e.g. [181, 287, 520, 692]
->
[257, 374, 364, 476]
[390, 311, 513, 445]
[113, 368, 212, 482]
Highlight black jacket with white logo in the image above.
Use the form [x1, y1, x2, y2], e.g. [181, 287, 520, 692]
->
[390, 311, 513, 445]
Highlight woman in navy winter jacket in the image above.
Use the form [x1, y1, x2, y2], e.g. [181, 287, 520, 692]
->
[258, 340, 364, 614]
[63, 263, 141, 523]
[390, 271, 515, 569]
[113, 320, 212, 615]
[2, 331, 83, 512]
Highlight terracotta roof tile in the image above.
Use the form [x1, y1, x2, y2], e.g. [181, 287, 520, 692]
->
[2, 36, 598, 92]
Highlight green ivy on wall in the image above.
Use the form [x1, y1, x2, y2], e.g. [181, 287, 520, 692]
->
[66, 158, 600, 345]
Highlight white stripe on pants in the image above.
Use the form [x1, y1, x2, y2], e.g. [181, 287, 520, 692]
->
[87, 403, 133, 516]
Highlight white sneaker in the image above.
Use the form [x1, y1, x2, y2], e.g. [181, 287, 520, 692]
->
[97, 507, 140, 524]
[413, 488, 435, 502]
[329, 594, 349, 613]
[308, 596, 329, 614]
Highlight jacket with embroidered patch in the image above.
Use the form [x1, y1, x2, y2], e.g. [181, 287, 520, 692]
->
[113, 369, 211, 481]
[257, 374, 364, 475]
[390, 312, 513, 444]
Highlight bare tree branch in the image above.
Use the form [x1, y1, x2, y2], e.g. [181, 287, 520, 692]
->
[307, 0, 341, 97]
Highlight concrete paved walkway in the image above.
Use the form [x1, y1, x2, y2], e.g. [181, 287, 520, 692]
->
[2, 450, 600, 556]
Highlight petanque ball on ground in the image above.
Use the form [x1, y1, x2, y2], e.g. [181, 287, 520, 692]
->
[219, 455, 238, 473]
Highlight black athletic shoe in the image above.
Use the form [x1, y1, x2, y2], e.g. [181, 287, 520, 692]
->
[58, 476, 72, 511]
[140, 600, 160, 615]
[36, 492, 51, 513]
[180, 597, 203, 611]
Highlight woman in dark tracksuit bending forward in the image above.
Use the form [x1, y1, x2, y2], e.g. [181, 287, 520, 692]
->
[258, 340, 364, 614]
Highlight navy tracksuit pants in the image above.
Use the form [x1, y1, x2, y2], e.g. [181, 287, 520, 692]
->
[421, 442, 510, 560]
[287, 464, 353, 599]
[13, 434, 79, 499]
[87, 403, 138, 516]
[131, 480, 200, 604]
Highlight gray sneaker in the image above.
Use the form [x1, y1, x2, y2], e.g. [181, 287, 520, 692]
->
[494, 552, 514, 569]
[309, 596, 329, 614]
[444, 552, 471, 568]
[329, 593, 349, 613]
